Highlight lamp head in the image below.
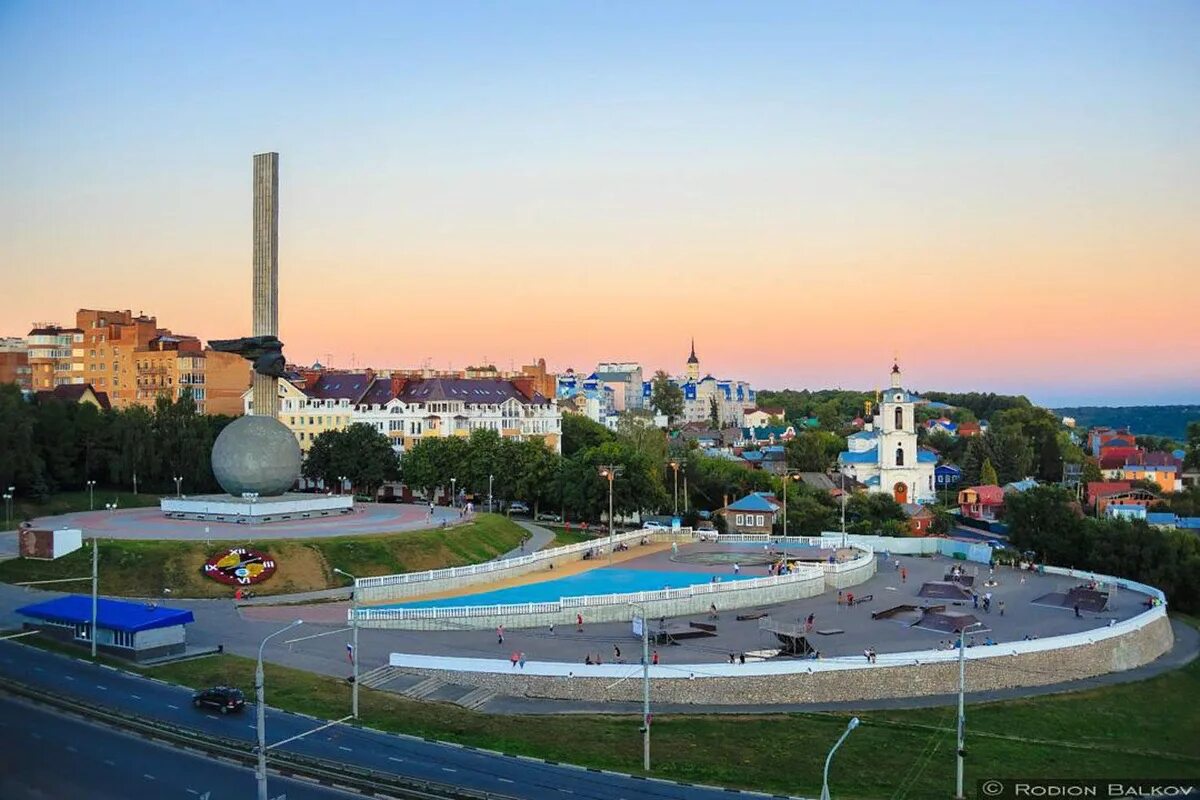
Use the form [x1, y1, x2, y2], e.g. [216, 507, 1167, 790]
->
[848, 717, 860, 730]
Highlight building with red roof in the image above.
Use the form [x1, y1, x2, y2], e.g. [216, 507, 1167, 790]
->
[957, 485, 1005, 522]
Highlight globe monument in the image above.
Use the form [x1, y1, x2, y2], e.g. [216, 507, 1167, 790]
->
[160, 153, 351, 524]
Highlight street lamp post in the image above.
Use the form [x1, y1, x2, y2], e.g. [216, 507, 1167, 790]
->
[333, 568, 359, 719]
[338, 475, 348, 495]
[630, 603, 651, 771]
[668, 461, 680, 517]
[105, 502, 117, 514]
[173, 475, 182, 498]
[955, 621, 987, 799]
[820, 717, 860, 800]
[840, 471, 847, 549]
[90, 536, 99, 658]
[132, 473, 138, 495]
[86, 480, 96, 511]
[488, 474, 493, 514]
[4, 488, 14, 529]
[257, 619, 303, 800]
[781, 469, 801, 538]
[450, 477, 457, 508]
[599, 465, 623, 562]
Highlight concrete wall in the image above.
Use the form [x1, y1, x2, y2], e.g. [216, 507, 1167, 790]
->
[385, 607, 1173, 704]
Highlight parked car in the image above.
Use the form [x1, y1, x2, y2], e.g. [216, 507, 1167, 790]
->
[536, 512, 562, 522]
[508, 501, 531, 515]
[192, 686, 245, 714]
[643, 520, 668, 530]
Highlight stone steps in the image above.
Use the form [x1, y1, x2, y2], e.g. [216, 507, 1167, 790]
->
[401, 676, 448, 700]
[454, 686, 496, 711]
[356, 665, 398, 689]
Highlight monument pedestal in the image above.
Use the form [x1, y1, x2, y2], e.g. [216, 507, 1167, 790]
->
[160, 493, 353, 524]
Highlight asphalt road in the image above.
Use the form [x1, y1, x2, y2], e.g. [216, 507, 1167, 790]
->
[0, 693, 355, 800]
[0, 640, 791, 800]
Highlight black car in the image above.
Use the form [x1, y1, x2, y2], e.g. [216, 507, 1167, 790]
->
[192, 686, 246, 714]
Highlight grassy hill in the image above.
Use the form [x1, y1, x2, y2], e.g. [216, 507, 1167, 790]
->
[1052, 405, 1200, 441]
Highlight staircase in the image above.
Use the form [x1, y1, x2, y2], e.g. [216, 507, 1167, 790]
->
[356, 665, 401, 690]
[454, 686, 497, 711]
[400, 676, 448, 700]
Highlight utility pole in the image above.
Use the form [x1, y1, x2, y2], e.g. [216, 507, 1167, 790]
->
[334, 568, 359, 718]
[488, 474, 494, 514]
[782, 469, 800, 537]
[840, 470, 847, 549]
[669, 461, 679, 517]
[632, 604, 651, 771]
[599, 465, 622, 561]
[91, 537, 98, 658]
[955, 621, 985, 799]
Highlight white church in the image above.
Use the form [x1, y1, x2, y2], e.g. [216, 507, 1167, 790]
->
[837, 363, 937, 504]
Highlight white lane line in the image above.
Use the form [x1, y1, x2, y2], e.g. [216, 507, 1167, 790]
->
[338, 746, 352, 752]
[387, 756, 404, 763]
[96, 685, 108, 691]
[498, 778, 514, 784]
[130, 694, 141, 700]
[186, 791, 199, 796]
[64, 676, 75, 681]
[31, 732, 42, 740]
[143, 774, 155, 781]
[66, 745, 78, 753]
[441, 768, 457, 773]
[167, 704, 179, 710]
[560, 791, 574, 795]
[248, 725, 257, 730]
[33, 666, 43, 672]
[103, 760, 116, 767]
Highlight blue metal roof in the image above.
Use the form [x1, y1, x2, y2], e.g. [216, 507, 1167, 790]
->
[726, 494, 779, 512]
[936, 464, 963, 475]
[1146, 513, 1177, 525]
[849, 430, 878, 440]
[839, 447, 878, 464]
[864, 475, 881, 486]
[1177, 517, 1200, 529]
[741, 451, 764, 462]
[917, 448, 938, 464]
[17, 596, 195, 633]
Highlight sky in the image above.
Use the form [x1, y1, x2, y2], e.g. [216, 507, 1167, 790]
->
[2, 1, 1198, 406]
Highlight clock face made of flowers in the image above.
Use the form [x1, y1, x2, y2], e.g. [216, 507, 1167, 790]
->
[203, 547, 277, 586]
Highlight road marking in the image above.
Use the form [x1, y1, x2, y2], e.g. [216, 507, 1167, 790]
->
[167, 704, 179, 710]
[339, 746, 352, 752]
[559, 791, 574, 795]
[103, 760, 116, 767]
[66, 745, 78, 753]
[31, 732, 42, 740]
[96, 685, 108, 691]
[441, 768, 457, 773]
[33, 666, 43, 672]
[130, 694, 141, 700]
[143, 774, 155, 781]
[64, 676, 75, 681]
[186, 791, 199, 796]
[498, 778, 514, 784]
[248, 725, 257, 730]
[387, 756, 404, 763]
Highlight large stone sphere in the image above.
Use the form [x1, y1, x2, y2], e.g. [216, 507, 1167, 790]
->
[211, 415, 302, 497]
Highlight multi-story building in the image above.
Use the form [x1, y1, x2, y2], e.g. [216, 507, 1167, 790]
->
[645, 342, 755, 428]
[74, 309, 161, 404]
[593, 362, 645, 412]
[26, 324, 82, 390]
[127, 335, 250, 416]
[253, 372, 562, 454]
[0, 337, 31, 391]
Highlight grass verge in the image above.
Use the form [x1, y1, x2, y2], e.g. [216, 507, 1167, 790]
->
[2, 490, 162, 530]
[13, 617, 1196, 800]
[0, 513, 526, 598]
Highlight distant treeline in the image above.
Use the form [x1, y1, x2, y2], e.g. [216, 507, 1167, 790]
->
[1052, 406, 1200, 441]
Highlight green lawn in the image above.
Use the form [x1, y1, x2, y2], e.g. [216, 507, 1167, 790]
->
[541, 528, 596, 549]
[2, 490, 161, 530]
[0, 513, 526, 598]
[51, 617, 1181, 799]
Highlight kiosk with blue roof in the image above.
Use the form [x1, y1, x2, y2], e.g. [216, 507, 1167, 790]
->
[17, 595, 195, 662]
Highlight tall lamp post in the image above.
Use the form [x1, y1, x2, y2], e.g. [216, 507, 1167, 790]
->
[132, 473, 138, 495]
[256, 619, 303, 800]
[598, 465, 623, 561]
[488, 474, 494, 514]
[450, 477, 457, 508]
[820, 717, 860, 800]
[839, 470, 848, 549]
[173, 475, 183, 498]
[333, 568, 360, 719]
[668, 461, 680, 517]
[4, 487, 15, 529]
[781, 469, 801, 538]
[954, 621, 987, 799]
[629, 602, 651, 771]
[338, 475, 348, 495]
[86, 480, 96, 511]
[90, 537, 99, 657]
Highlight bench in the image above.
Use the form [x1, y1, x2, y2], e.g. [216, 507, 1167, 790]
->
[736, 612, 768, 621]
[849, 594, 874, 606]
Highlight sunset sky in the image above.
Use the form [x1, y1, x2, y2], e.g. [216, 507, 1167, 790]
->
[2, 2, 1197, 406]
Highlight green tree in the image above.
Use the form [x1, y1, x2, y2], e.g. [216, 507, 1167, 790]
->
[785, 432, 832, 471]
[709, 396, 720, 429]
[1081, 457, 1103, 487]
[1186, 421, 1200, 471]
[561, 413, 613, 457]
[0, 383, 43, 493]
[980, 458, 999, 486]
[304, 423, 398, 496]
[649, 370, 684, 427]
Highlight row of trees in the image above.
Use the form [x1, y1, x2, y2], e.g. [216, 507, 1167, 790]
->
[0, 384, 230, 499]
[1006, 486, 1200, 614]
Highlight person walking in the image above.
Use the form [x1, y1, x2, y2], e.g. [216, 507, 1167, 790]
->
[518, 652, 527, 669]
[497, 624, 505, 644]
[549, 623, 555, 636]
[733, 562, 740, 576]
[613, 644, 621, 661]
[998, 600, 1006, 616]
[510, 650, 519, 668]
[652, 650, 659, 665]
[576, 613, 584, 632]
[900, 566, 907, 584]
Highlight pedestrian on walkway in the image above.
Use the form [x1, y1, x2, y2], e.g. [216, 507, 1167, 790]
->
[518, 652, 526, 669]
[510, 650, 519, 668]
[972, 592, 979, 609]
[576, 613, 584, 632]
[652, 650, 659, 665]
[549, 623, 555, 636]
[733, 562, 740, 576]
[1074, 603, 1082, 618]
[894, 559, 901, 571]
[497, 624, 505, 644]
[900, 567, 907, 584]
[613, 644, 621, 661]
[998, 600, 1006, 616]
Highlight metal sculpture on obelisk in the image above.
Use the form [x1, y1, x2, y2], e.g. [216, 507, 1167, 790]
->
[208, 153, 303, 497]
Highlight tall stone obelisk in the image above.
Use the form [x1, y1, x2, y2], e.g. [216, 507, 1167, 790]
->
[251, 152, 280, 418]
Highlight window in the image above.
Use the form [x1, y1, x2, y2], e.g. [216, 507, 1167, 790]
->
[756, 514, 765, 527]
[895, 406, 903, 430]
[896, 447, 904, 466]
[735, 514, 745, 526]
[928, 476, 933, 490]
[113, 630, 134, 648]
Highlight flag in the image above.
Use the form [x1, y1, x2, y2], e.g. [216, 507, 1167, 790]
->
[346, 643, 354, 664]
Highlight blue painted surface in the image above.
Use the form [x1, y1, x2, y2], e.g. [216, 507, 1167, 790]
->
[386, 568, 756, 608]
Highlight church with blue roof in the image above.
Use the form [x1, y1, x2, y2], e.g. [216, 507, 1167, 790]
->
[837, 363, 937, 504]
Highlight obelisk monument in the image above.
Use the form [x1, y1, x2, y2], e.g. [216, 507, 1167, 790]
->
[251, 151, 280, 419]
